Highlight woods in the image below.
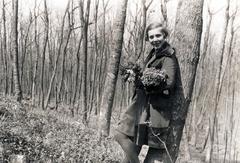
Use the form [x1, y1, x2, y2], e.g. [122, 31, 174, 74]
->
[0, 0, 240, 162]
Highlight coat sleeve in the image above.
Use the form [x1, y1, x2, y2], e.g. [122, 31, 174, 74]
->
[162, 56, 177, 90]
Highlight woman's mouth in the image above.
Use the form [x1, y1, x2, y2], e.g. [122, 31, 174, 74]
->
[151, 41, 162, 47]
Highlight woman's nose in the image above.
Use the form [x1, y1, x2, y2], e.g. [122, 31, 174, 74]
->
[153, 37, 158, 41]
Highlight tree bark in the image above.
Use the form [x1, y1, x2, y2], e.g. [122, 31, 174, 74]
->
[32, 0, 40, 106]
[96, 0, 109, 115]
[71, 34, 83, 114]
[144, 0, 203, 162]
[79, 0, 91, 124]
[57, 0, 71, 106]
[160, 0, 168, 26]
[12, 0, 23, 102]
[87, 0, 100, 119]
[44, 3, 69, 109]
[2, 0, 8, 97]
[98, 0, 128, 136]
[20, 17, 33, 88]
[40, 0, 49, 109]
[189, 4, 214, 147]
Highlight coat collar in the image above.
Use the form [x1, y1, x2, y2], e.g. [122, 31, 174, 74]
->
[144, 42, 174, 68]
[150, 42, 175, 58]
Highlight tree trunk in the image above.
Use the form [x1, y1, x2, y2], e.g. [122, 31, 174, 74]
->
[144, 0, 203, 162]
[45, 3, 69, 109]
[12, 0, 22, 102]
[207, 1, 230, 162]
[136, 0, 153, 60]
[98, 0, 128, 136]
[40, 0, 49, 109]
[160, 0, 168, 26]
[189, 4, 214, 147]
[79, 0, 91, 124]
[20, 17, 33, 88]
[71, 35, 83, 114]
[57, 0, 71, 105]
[2, 0, 8, 98]
[87, 0, 100, 119]
[32, 0, 40, 106]
[57, 22, 72, 104]
[96, 0, 108, 115]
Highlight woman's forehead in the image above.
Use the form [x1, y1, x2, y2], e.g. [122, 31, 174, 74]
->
[148, 27, 163, 35]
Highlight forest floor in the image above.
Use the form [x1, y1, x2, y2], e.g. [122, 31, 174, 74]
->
[0, 96, 237, 163]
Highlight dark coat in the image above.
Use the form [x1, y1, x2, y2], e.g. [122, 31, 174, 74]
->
[116, 42, 177, 149]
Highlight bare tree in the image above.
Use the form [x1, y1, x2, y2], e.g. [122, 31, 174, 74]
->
[189, 3, 214, 147]
[87, 0, 100, 118]
[71, 33, 83, 116]
[160, 0, 168, 26]
[96, 0, 109, 115]
[40, 0, 49, 109]
[57, 0, 72, 107]
[136, 0, 153, 59]
[207, 0, 230, 162]
[19, 15, 33, 89]
[32, 0, 40, 106]
[2, 0, 8, 98]
[44, 2, 70, 110]
[79, 0, 91, 124]
[12, 0, 23, 102]
[98, 0, 128, 136]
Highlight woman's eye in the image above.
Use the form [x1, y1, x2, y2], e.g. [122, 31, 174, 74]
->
[149, 36, 154, 39]
[156, 34, 161, 38]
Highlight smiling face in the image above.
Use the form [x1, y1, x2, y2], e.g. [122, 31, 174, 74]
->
[148, 27, 165, 49]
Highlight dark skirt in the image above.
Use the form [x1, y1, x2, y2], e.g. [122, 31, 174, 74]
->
[116, 88, 171, 149]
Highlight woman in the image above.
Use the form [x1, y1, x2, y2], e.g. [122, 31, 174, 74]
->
[114, 22, 177, 163]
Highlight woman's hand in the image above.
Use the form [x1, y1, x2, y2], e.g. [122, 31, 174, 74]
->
[134, 76, 143, 86]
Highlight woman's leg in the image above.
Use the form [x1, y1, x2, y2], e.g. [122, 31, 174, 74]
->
[121, 155, 131, 163]
[114, 130, 141, 163]
[144, 147, 165, 163]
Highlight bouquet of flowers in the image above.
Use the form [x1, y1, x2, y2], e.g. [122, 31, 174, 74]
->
[119, 59, 142, 83]
[141, 67, 168, 86]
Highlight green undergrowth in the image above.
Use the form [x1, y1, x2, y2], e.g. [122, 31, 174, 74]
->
[0, 98, 123, 163]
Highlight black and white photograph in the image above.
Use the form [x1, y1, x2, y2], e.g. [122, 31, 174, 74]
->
[0, 0, 239, 162]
